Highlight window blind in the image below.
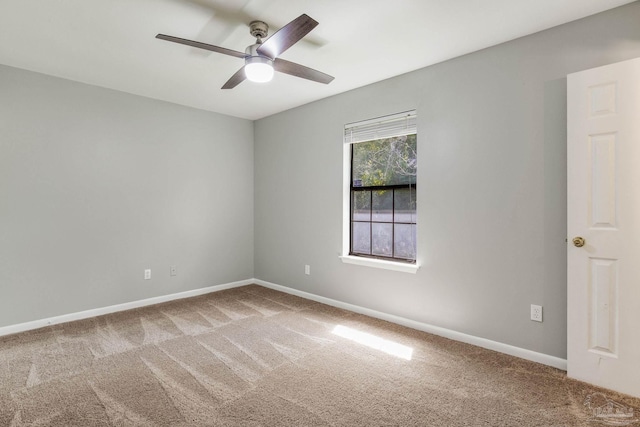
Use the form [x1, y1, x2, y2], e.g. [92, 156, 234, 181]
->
[344, 110, 417, 144]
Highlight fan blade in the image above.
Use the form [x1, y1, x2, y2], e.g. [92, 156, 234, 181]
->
[156, 34, 246, 59]
[273, 58, 334, 84]
[222, 66, 247, 89]
[256, 14, 318, 59]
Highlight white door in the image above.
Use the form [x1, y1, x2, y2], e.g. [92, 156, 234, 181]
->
[567, 57, 640, 398]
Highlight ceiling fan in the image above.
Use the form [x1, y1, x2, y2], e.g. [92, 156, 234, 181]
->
[156, 14, 334, 89]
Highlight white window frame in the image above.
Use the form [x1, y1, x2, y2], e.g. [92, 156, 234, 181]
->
[340, 111, 419, 274]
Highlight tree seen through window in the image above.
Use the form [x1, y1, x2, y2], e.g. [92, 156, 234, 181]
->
[350, 134, 416, 262]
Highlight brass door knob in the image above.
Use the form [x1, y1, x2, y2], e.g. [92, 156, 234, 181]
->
[572, 237, 586, 247]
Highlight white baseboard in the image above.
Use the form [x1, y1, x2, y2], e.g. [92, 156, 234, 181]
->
[254, 279, 568, 371]
[0, 277, 568, 372]
[0, 279, 253, 337]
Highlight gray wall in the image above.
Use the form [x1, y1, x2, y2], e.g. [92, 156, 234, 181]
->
[254, 3, 640, 359]
[0, 65, 254, 328]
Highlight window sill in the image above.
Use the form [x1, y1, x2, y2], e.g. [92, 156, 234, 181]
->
[339, 255, 419, 274]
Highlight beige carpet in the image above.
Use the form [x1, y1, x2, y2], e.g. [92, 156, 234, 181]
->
[1, 285, 639, 426]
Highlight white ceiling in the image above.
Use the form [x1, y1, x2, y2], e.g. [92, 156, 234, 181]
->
[0, 0, 634, 120]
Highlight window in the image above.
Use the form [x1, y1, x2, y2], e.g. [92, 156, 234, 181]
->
[343, 111, 417, 267]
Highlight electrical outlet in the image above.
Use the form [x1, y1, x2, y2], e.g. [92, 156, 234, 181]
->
[531, 304, 543, 322]
[305, 265, 310, 275]
[144, 269, 151, 280]
[170, 265, 177, 277]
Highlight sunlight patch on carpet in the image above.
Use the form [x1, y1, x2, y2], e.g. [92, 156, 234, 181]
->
[332, 325, 413, 360]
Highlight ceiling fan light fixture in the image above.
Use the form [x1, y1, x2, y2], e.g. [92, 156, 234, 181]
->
[157, 14, 334, 90]
[244, 56, 274, 83]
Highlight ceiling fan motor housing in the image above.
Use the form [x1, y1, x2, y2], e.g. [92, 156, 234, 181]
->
[246, 43, 270, 58]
